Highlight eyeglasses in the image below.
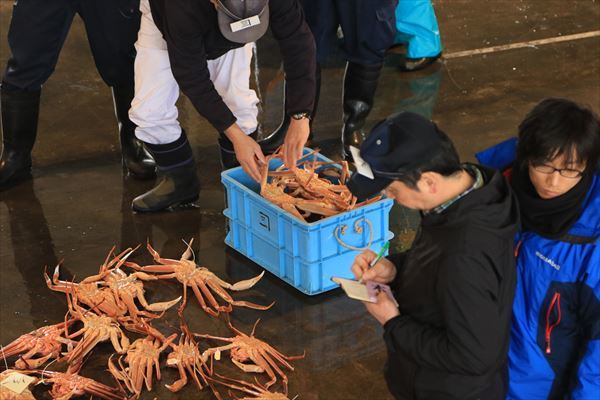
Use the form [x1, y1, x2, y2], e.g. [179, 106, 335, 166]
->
[531, 163, 584, 178]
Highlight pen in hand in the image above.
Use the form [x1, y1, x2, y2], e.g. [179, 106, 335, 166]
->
[358, 241, 390, 284]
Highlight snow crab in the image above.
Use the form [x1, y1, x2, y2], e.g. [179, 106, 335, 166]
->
[1, 320, 76, 369]
[108, 332, 176, 397]
[125, 240, 273, 317]
[198, 319, 305, 394]
[260, 148, 381, 222]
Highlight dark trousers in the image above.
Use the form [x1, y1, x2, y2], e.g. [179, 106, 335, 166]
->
[300, 0, 398, 65]
[2, 0, 140, 91]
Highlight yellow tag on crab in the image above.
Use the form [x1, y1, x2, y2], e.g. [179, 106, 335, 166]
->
[0, 372, 36, 394]
[215, 349, 221, 361]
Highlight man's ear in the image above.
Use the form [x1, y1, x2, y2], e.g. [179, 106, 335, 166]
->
[419, 172, 438, 194]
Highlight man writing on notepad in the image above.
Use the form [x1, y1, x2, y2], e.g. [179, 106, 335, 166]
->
[348, 112, 519, 400]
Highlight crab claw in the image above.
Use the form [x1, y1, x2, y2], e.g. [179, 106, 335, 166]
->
[230, 271, 265, 291]
[145, 296, 182, 312]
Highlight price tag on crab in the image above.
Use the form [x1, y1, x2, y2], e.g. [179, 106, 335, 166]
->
[215, 349, 221, 361]
[0, 372, 37, 394]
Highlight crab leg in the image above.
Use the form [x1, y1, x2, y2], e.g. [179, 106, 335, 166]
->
[15, 352, 53, 369]
[67, 330, 102, 364]
[250, 350, 279, 387]
[166, 363, 188, 392]
[197, 280, 232, 314]
[108, 355, 134, 394]
[189, 282, 220, 317]
[125, 261, 177, 274]
[231, 358, 265, 373]
[1, 339, 32, 358]
[229, 299, 276, 311]
[139, 293, 182, 312]
[200, 343, 235, 360]
[207, 280, 274, 311]
[109, 330, 130, 354]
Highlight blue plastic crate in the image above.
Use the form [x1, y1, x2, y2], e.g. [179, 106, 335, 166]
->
[221, 150, 394, 295]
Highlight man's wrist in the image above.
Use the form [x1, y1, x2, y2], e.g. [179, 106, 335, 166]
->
[289, 117, 310, 129]
[224, 123, 246, 142]
[289, 111, 310, 121]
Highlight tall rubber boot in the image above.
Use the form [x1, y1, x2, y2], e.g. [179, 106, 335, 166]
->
[259, 64, 321, 155]
[341, 62, 383, 159]
[218, 130, 258, 170]
[112, 86, 156, 179]
[0, 89, 41, 189]
[131, 131, 199, 212]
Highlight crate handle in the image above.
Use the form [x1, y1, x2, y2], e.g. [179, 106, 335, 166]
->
[334, 217, 373, 251]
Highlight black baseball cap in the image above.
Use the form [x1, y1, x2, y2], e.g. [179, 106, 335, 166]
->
[347, 112, 447, 200]
[214, 0, 269, 44]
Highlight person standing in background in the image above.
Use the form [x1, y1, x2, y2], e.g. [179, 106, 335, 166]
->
[0, 0, 156, 190]
[262, 0, 398, 159]
[129, 0, 316, 213]
[393, 0, 442, 72]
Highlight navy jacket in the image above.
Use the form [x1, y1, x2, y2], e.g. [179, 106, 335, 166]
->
[384, 165, 519, 399]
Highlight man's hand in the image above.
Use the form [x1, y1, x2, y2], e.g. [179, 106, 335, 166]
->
[282, 117, 310, 169]
[351, 250, 397, 284]
[364, 291, 400, 325]
[224, 124, 266, 182]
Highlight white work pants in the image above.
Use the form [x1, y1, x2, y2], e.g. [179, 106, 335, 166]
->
[129, 0, 259, 144]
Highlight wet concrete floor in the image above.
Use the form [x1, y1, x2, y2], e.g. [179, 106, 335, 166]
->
[1, 1, 599, 399]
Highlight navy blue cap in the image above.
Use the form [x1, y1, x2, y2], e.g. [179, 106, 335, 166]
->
[347, 112, 444, 200]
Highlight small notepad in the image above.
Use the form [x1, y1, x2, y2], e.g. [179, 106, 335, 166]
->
[332, 277, 399, 307]
[332, 277, 372, 302]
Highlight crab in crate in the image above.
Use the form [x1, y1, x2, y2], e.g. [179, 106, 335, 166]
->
[124, 240, 274, 317]
[35, 366, 125, 400]
[198, 319, 305, 394]
[108, 327, 177, 397]
[260, 148, 381, 222]
[1, 319, 76, 369]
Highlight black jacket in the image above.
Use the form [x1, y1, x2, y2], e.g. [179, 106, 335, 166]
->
[383, 165, 519, 400]
[148, 0, 316, 132]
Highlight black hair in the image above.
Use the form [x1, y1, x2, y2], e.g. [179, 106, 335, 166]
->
[395, 123, 462, 190]
[517, 98, 600, 173]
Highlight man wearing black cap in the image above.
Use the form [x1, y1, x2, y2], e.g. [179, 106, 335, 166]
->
[349, 112, 519, 400]
[129, 0, 316, 212]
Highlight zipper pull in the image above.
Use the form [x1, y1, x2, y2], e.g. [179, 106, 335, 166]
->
[544, 292, 561, 355]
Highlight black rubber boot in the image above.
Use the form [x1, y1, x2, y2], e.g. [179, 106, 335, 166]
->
[0, 89, 41, 189]
[112, 85, 156, 179]
[341, 62, 383, 159]
[131, 131, 199, 212]
[218, 130, 258, 170]
[259, 64, 321, 155]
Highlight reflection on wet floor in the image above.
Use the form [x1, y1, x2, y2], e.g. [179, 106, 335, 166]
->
[1, 1, 599, 399]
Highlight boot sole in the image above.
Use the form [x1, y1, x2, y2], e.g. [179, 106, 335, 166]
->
[131, 195, 199, 213]
[0, 169, 33, 191]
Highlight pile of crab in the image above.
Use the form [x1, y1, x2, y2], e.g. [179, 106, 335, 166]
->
[1, 241, 302, 400]
[260, 148, 381, 222]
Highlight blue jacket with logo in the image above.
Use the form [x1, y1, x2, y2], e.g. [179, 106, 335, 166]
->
[477, 138, 600, 400]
